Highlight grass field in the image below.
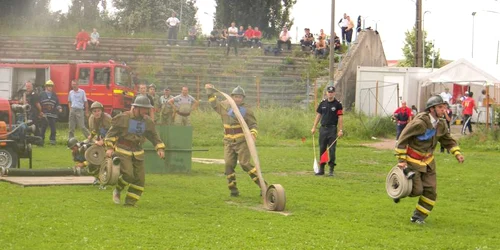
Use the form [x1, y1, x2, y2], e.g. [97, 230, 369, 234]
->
[1, 109, 499, 249]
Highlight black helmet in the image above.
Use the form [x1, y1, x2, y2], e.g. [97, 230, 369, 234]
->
[67, 137, 79, 148]
[132, 95, 153, 108]
[425, 95, 446, 111]
[231, 86, 246, 97]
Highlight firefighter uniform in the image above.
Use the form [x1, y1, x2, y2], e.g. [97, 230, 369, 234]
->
[104, 101, 165, 205]
[395, 95, 463, 224]
[88, 102, 112, 178]
[159, 91, 174, 125]
[206, 85, 262, 197]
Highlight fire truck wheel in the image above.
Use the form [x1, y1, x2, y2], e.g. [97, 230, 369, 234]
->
[0, 147, 18, 169]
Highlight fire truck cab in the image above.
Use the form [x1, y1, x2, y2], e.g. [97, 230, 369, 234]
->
[0, 59, 136, 121]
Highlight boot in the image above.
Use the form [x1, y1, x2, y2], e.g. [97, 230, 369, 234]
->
[315, 165, 325, 176]
[328, 166, 334, 177]
[230, 189, 240, 197]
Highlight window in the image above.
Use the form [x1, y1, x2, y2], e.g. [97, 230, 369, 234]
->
[114, 66, 132, 88]
[93, 67, 110, 85]
[78, 68, 91, 85]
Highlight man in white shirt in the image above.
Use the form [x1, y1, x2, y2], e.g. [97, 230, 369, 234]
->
[227, 22, 238, 56]
[166, 12, 180, 46]
[88, 28, 100, 49]
[277, 27, 291, 51]
[439, 87, 453, 104]
[338, 13, 348, 44]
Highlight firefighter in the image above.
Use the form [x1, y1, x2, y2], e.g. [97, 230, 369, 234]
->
[159, 87, 174, 125]
[39, 80, 62, 146]
[67, 137, 88, 171]
[395, 95, 465, 224]
[168, 86, 199, 126]
[104, 95, 165, 206]
[88, 101, 112, 145]
[148, 83, 160, 123]
[204, 84, 264, 197]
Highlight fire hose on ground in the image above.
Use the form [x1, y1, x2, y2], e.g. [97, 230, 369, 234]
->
[212, 86, 286, 211]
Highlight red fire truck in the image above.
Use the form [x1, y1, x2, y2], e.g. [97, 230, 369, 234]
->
[0, 59, 136, 120]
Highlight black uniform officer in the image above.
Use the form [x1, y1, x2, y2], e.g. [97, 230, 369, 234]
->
[311, 86, 344, 176]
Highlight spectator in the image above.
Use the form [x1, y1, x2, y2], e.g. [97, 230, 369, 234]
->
[411, 105, 418, 116]
[439, 87, 453, 104]
[477, 89, 486, 107]
[315, 36, 327, 58]
[237, 26, 245, 44]
[159, 87, 174, 125]
[393, 101, 413, 140]
[461, 92, 477, 135]
[227, 22, 238, 56]
[68, 80, 90, 139]
[208, 28, 219, 47]
[166, 12, 180, 46]
[39, 80, 62, 146]
[277, 27, 292, 51]
[148, 83, 159, 122]
[22, 81, 42, 138]
[300, 28, 315, 51]
[220, 28, 228, 47]
[318, 29, 327, 41]
[168, 86, 199, 126]
[252, 27, 262, 49]
[332, 32, 341, 51]
[88, 28, 100, 49]
[188, 26, 197, 46]
[74, 28, 90, 51]
[345, 16, 354, 44]
[244, 25, 254, 47]
[338, 13, 348, 44]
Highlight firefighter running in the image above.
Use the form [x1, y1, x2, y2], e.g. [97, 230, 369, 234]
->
[104, 95, 165, 206]
[394, 95, 464, 224]
[205, 84, 264, 197]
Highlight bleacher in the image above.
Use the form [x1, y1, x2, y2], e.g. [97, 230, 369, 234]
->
[0, 36, 320, 107]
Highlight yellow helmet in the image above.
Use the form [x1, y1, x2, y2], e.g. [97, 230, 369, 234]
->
[45, 80, 54, 86]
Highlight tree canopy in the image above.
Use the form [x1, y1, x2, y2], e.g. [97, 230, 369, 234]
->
[214, 0, 297, 39]
[398, 27, 443, 68]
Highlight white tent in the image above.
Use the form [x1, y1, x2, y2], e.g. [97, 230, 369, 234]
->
[418, 58, 500, 110]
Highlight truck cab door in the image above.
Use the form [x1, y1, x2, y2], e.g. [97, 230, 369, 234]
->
[0, 67, 13, 100]
[90, 67, 111, 105]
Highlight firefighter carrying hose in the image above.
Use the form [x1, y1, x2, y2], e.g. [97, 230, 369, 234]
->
[104, 95, 165, 206]
[394, 95, 464, 224]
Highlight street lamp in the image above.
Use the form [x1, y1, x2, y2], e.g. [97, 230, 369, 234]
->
[472, 11, 476, 58]
[423, 11, 431, 67]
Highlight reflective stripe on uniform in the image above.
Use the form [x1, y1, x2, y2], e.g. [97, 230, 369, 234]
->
[126, 192, 141, 200]
[419, 195, 436, 206]
[228, 181, 236, 187]
[224, 134, 245, 140]
[416, 204, 431, 215]
[155, 143, 166, 150]
[406, 155, 434, 167]
[129, 183, 145, 192]
[223, 124, 242, 129]
[248, 168, 257, 175]
[226, 173, 236, 179]
[115, 147, 144, 157]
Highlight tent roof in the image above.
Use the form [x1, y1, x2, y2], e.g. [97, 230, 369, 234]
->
[420, 58, 500, 86]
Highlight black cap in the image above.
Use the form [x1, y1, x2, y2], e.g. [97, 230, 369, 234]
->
[305, 28, 310, 30]
[327, 86, 335, 92]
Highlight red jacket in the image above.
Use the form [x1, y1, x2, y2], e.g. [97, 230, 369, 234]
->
[462, 97, 476, 115]
[394, 107, 412, 124]
[76, 31, 90, 42]
[252, 30, 262, 38]
[244, 29, 254, 39]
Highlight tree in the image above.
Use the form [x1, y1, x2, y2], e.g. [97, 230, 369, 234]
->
[398, 27, 443, 68]
[0, 0, 51, 29]
[112, 0, 197, 35]
[214, 0, 296, 39]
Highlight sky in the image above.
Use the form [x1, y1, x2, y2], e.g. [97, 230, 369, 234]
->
[50, 0, 500, 63]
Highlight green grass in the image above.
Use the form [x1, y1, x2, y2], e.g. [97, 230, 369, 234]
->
[2, 109, 499, 249]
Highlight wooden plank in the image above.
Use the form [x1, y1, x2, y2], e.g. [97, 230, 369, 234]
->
[0, 176, 95, 187]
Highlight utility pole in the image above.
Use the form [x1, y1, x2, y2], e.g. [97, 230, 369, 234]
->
[415, 0, 423, 67]
[328, 0, 336, 85]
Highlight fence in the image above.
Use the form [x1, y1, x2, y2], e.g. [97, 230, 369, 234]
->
[357, 81, 400, 117]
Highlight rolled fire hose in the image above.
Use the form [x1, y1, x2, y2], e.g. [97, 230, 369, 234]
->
[99, 157, 120, 186]
[211, 86, 286, 211]
[84, 145, 107, 166]
[386, 166, 412, 199]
